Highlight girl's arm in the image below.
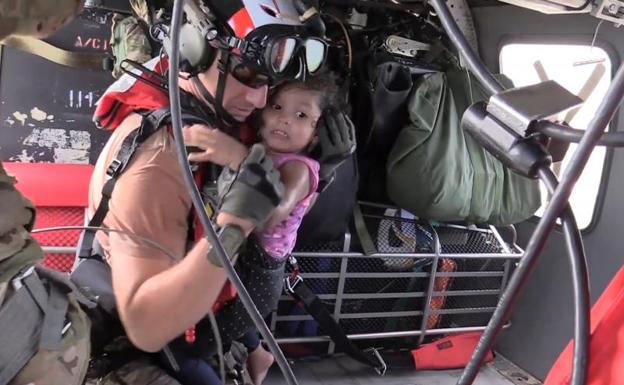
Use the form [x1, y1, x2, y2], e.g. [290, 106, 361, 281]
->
[264, 160, 311, 229]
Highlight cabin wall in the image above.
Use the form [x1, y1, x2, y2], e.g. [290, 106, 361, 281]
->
[473, 5, 624, 379]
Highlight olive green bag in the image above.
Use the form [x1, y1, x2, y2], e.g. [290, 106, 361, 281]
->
[386, 66, 541, 226]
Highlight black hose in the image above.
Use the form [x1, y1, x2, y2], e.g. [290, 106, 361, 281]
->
[428, 0, 504, 95]
[167, 2, 298, 385]
[539, 169, 590, 385]
[457, 61, 624, 385]
[536, 120, 624, 147]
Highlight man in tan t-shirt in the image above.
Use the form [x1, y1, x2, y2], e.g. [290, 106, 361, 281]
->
[88, 29, 276, 356]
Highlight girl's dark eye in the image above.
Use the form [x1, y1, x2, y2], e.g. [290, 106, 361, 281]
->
[296, 111, 307, 118]
[272, 104, 282, 110]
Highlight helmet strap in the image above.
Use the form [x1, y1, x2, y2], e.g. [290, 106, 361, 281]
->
[188, 53, 238, 132]
[214, 51, 232, 131]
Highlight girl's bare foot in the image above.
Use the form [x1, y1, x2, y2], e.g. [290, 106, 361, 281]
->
[247, 345, 275, 385]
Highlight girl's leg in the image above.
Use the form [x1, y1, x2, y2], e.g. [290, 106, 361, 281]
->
[239, 330, 275, 385]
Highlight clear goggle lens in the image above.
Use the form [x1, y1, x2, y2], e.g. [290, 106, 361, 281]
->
[268, 37, 326, 76]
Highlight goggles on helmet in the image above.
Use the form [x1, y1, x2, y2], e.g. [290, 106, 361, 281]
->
[226, 24, 328, 81]
[228, 54, 270, 88]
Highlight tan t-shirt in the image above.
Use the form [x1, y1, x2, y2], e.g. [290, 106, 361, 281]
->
[88, 113, 191, 263]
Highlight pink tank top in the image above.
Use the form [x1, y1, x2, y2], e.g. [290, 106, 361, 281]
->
[257, 152, 319, 260]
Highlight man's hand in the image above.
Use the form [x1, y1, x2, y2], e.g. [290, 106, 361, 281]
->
[183, 124, 249, 170]
[314, 108, 356, 191]
[217, 144, 284, 228]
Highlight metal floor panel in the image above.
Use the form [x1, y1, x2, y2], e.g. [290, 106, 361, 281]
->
[265, 355, 538, 385]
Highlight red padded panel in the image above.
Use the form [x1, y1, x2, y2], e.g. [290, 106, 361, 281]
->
[3, 162, 93, 207]
[33, 207, 85, 273]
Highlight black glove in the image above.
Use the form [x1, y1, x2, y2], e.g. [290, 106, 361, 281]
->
[218, 144, 284, 227]
[313, 108, 356, 192]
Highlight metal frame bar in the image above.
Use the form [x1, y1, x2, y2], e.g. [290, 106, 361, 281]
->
[278, 289, 502, 302]
[276, 323, 512, 344]
[42, 246, 78, 253]
[292, 252, 521, 259]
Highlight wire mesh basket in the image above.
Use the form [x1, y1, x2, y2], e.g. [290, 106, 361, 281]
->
[271, 202, 522, 354]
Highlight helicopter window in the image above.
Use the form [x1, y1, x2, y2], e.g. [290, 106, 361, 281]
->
[500, 43, 612, 230]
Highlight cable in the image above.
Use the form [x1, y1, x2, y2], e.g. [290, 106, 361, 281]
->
[540, 169, 590, 385]
[457, 60, 624, 385]
[207, 311, 225, 383]
[167, 2, 298, 385]
[429, 0, 504, 95]
[31, 225, 178, 261]
[536, 120, 624, 147]
[543, 0, 591, 11]
[324, 12, 353, 70]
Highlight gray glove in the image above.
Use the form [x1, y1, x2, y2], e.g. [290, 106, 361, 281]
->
[217, 144, 284, 227]
[314, 108, 356, 192]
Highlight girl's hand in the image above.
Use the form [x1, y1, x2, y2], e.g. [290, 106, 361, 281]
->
[183, 124, 249, 170]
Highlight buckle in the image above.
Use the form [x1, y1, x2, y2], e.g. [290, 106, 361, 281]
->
[369, 348, 387, 376]
[106, 159, 123, 177]
[11, 266, 35, 291]
[284, 275, 303, 295]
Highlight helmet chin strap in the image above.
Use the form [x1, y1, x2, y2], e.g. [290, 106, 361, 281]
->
[190, 50, 238, 132]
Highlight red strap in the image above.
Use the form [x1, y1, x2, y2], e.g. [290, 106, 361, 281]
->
[411, 332, 494, 370]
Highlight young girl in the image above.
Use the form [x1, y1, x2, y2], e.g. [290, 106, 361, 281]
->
[241, 76, 339, 385]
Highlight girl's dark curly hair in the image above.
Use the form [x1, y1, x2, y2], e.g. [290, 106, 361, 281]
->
[271, 73, 341, 112]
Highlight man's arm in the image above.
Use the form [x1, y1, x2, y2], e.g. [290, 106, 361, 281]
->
[107, 142, 279, 352]
[111, 237, 229, 352]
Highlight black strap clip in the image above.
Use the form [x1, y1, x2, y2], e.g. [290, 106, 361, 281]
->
[284, 275, 303, 295]
[106, 158, 123, 178]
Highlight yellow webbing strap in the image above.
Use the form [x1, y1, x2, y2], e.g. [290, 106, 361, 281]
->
[1, 36, 105, 70]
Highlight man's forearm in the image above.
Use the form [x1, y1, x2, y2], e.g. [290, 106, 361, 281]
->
[115, 238, 229, 352]
[115, 217, 253, 352]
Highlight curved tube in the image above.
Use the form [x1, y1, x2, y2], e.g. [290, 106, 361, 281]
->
[536, 120, 624, 147]
[429, 0, 504, 95]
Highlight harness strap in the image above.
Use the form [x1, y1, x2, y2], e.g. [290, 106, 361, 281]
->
[285, 275, 388, 375]
[353, 203, 377, 256]
[0, 268, 70, 385]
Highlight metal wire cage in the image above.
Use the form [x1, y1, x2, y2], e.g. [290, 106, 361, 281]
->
[271, 202, 522, 354]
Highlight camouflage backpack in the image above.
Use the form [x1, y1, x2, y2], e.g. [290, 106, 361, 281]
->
[0, 163, 93, 385]
[109, 13, 153, 79]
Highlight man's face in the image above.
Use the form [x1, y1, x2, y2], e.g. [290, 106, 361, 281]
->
[195, 53, 268, 122]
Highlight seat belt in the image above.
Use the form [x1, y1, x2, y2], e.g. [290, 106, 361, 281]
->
[2, 36, 106, 70]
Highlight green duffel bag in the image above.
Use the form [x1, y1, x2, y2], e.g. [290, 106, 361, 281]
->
[386, 65, 541, 226]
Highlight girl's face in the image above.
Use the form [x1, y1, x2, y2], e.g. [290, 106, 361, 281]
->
[259, 86, 322, 154]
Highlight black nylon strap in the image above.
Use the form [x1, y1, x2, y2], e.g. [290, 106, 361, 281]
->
[0, 269, 47, 385]
[78, 109, 167, 259]
[288, 279, 387, 374]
